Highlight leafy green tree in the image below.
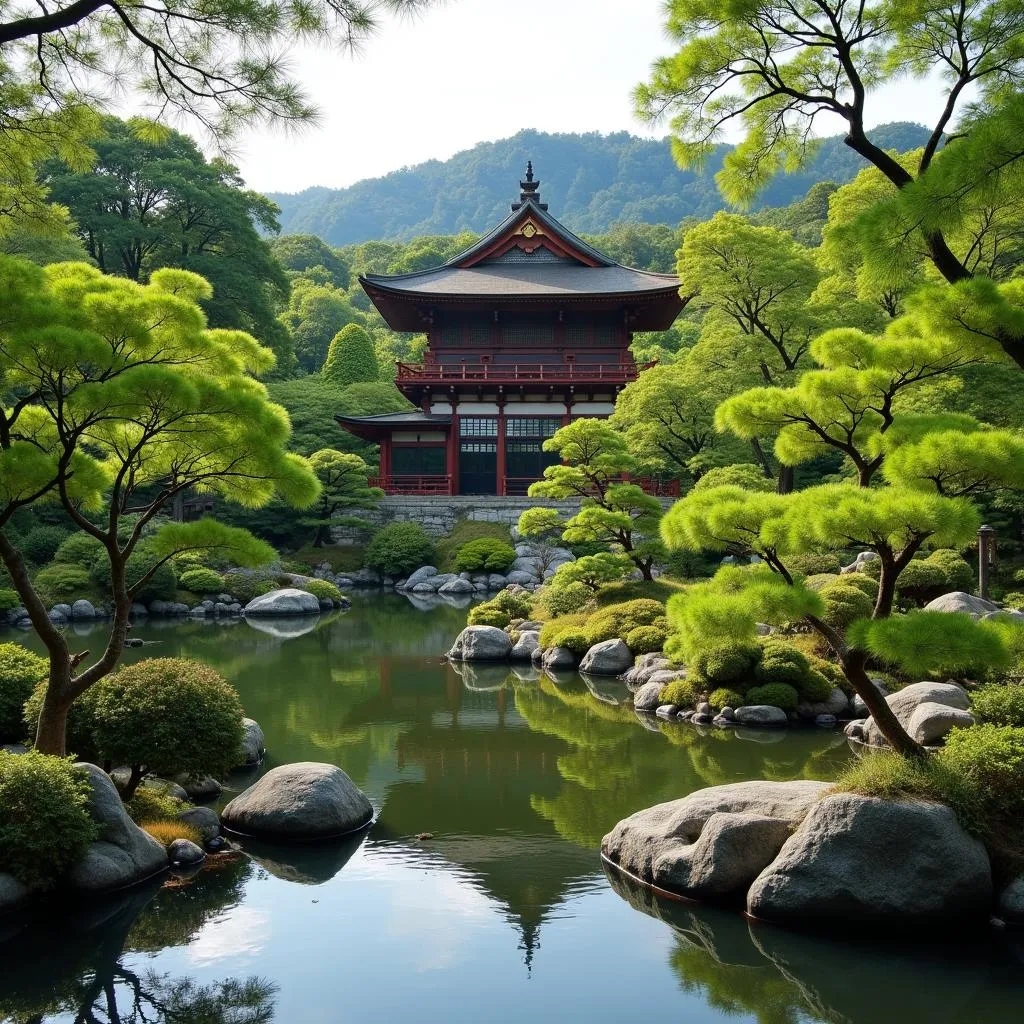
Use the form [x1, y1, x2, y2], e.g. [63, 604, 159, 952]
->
[518, 419, 664, 580]
[637, 0, 1024, 367]
[0, 257, 319, 754]
[549, 553, 635, 593]
[304, 450, 382, 547]
[582, 222, 683, 272]
[280, 278, 365, 373]
[322, 323, 379, 388]
[270, 234, 350, 289]
[41, 117, 295, 374]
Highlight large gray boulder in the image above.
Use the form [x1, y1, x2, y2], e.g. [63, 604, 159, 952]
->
[735, 705, 789, 728]
[622, 653, 670, 689]
[437, 577, 475, 595]
[505, 570, 539, 586]
[66, 764, 168, 892]
[400, 565, 438, 590]
[238, 717, 265, 767]
[178, 806, 221, 844]
[906, 702, 975, 745]
[923, 591, 999, 616]
[448, 625, 513, 661]
[633, 681, 666, 712]
[602, 780, 832, 893]
[796, 687, 850, 720]
[221, 762, 373, 839]
[579, 638, 633, 676]
[509, 630, 540, 661]
[71, 599, 97, 619]
[541, 646, 577, 670]
[861, 681, 971, 747]
[747, 792, 992, 924]
[0, 872, 32, 913]
[244, 588, 321, 616]
[168, 838, 206, 866]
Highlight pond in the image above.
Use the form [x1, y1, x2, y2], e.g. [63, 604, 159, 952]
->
[2, 594, 1023, 1023]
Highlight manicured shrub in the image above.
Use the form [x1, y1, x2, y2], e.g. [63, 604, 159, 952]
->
[551, 553, 634, 593]
[799, 670, 836, 702]
[1002, 592, 1024, 610]
[468, 588, 534, 628]
[972, 683, 1024, 727]
[585, 599, 665, 646]
[926, 549, 974, 594]
[301, 578, 344, 604]
[938, 724, 1024, 833]
[19, 526, 70, 565]
[692, 640, 762, 686]
[625, 625, 669, 654]
[709, 687, 744, 711]
[744, 683, 799, 711]
[896, 559, 947, 607]
[0, 588, 19, 612]
[788, 553, 842, 576]
[819, 579, 874, 631]
[539, 613, 589, 651]
[364, 522, 435, 578]
[804, 572, 840, 592]
[90, 659, 245, 798]
[537, 580, 591, 617]
[179, 567, 225, 594]
[467, 604, 509, 628]
[454, 538, 515, 573]
[840, 572, 879, 599]
[32, 563, 92, 605]
[551, 628, 591, 657]
[90, 544, 178, 603]
[142, 820, 204, 849]
[23, 681, 101, 761]
[53, 532, 104, 568]
[125, 787, 187, 824]
[222, 574, 277, 603]
[0, 750, 98, 889]
[659, 677, 701, 708]
[755, 640, 811, 686]
[0, 643, 48, 742]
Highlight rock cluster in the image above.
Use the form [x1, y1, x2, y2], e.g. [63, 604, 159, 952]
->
[845, 681, 974, 747]
[602, 779, 995, 926]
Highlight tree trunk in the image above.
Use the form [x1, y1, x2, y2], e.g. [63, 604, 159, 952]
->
[35, 669, 73, 756]
[842, 652, 924, 757]
[776, 465, 794, 495]
[124, 765, 146, 800]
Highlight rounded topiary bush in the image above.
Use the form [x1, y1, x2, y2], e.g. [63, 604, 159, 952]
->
[90, 658, 245, 798]
[0, 643, 48, 742]
[926, 549, 974, 594]
[709, 687, 744, 711]
[364, 522, 434, 578]
[53, 532, 104, 568]
[0, 588, 20, 612]
[552, 628, 591, 658]
[820, 580, 874, 631]
[972, 683, 1024, 727]
[659, 677, 700, 708]
[625, 625, 668, 654]
[585, 599, 665, 646]
[755, 640, 811, 686]
[1002, 592, 1024, 610]
[222, 574, 277, 603]
[32, 563, 92, 605]
[799, 670, 836, 702]
[454, 538, 515, 573]
[467, 604, 509, 628]
[896, 560, 947, 607]
[744, 682, 799, 711]
[938, 724, 1024, 833]
[19, 526, 70, 565]
[839, 572, 879, 599]
[178, 567, 224, 594]
[538, 580, 591, 617]
[789, 553, 842, 576]
[0, 750, 98, 890]
[692, 640, 762, 686]
[468, 588, 534, 628]
[301, 578, 344, 604]
[539, 613, 588, 651]
[23, 681, 101, 761]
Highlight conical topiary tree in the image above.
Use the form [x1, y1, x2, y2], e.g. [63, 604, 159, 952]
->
[322, 323, 379, 389]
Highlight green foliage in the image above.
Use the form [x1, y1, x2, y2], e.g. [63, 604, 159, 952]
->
[23, 682, 100, 760]
[220, 574, 277, 603]
[709, 688, 744, 711]
[19, 525, 70, 564]
[972, 684, 1024, 727]
[692, 640, 762, 686]
[895, 560, 947, 607]
[788, 553, 842, 576]
[468, 588, 535, 629]
[279, 278, 365, 374]
[754, 639, 810, 686]
[550, 553, 634, 593]
[659, 677, 701, 708]
[179, 567, 225, 594]
[454, 538, 516, 573]
[0, 751, 99, 890]
[850, 613, 1011, 679]
[300, 579, 344, 604]
[434, 520, 511, 573]
[691, 464, 775, 493]
[270, 234, 349, 288]
[32, 564, 93, 605]
[819, 579, 875, 632]
[91, 546, 178, 603]
[549, 628, 591, 658]
[0, 643, 47, 742]
[625, 625, 669, 654]
[585, 599, 666, 646]
[0, 588, 19, 611]
[539, 613, 589, 651]
[940, 725, 1024, 832]
[125, 787, 188, 825]
[836, 750, 971, 815]
[53, 532, 104, 568]
[925, 549, 975, 594]
[364, 522, 434, 578]
[537, 580, 592, 617]
[90, 659, 245, 792]
[745, 683, 800, 711]
[303, 448, 381, 546]
[839, 572, 880, 599]
[322, 324, 379, 389]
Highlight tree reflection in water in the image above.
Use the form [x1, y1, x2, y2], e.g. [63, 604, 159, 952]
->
[0, 855, 277, 1024]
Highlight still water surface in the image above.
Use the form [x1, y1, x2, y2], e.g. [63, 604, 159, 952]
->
[2, 594, 1023, 1023]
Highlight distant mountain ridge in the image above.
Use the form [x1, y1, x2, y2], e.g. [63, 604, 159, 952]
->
[267, 124, 930, 246]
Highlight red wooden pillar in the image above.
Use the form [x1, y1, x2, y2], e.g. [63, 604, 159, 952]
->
[496, 397, 507, 496]
[448, 395, 460, 495]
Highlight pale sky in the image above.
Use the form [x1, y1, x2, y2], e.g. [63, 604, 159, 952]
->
[233, 0, 950, 195]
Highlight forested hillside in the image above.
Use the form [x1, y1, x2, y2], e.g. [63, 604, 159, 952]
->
[269, 123, 930, 244]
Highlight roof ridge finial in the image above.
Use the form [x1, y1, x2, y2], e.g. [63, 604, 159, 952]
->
[512, 160, 547, 212]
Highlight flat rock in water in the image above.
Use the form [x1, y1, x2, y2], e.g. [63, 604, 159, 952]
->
[602, 780, 831, 893]
[66, 764, 168, 892]
[633, 681, 664, 712]
[438, 577, 475, 595]
[448, 625, 513, 661]
[580, 638, 633, 676]
[221, 762, 373, 840]
[168, 838, 206, 865]
[747, 792, 992, 925]
[244, 588, 321, 616]
[542, 646, 577, 670]
[735, 705, 789, 727]
[402, 566, 438, 589]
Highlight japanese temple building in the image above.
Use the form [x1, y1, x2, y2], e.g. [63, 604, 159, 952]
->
[337, 165, 685, 496]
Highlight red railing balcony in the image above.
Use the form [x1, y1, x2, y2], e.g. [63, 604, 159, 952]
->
[370, 474, 452, 496]
[395, 361, 642, 384]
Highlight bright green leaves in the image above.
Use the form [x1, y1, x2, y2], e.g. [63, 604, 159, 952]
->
[517, 507, 564, 540]
[322, 324, 379, 389]
[660, 485, 790, 555]
[147, 521, 277, 569]
[539, 418, 634, 479]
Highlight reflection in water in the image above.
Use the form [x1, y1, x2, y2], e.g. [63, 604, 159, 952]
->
[0, 857, 276, 1024]
[4, 594, 1024, 1022]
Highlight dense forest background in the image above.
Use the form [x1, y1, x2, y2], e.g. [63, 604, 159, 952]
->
[268, 123, 930, 244]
